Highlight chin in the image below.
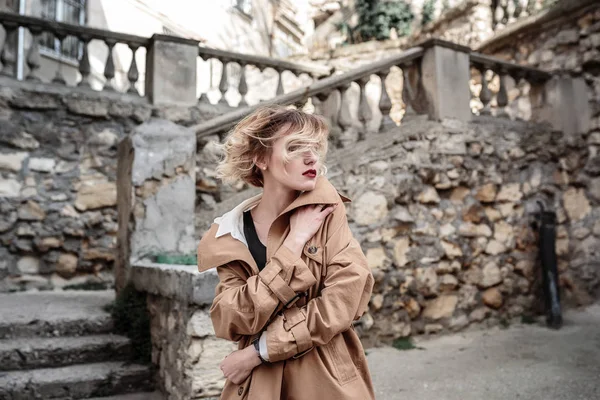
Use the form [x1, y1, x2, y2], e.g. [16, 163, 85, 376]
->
[290, 180, 317, 192]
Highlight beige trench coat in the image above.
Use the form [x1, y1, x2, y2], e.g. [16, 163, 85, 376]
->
[197, 176, 375, 400]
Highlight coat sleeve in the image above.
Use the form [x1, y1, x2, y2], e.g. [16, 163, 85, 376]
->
[263, 205, 374, 362]
[209, 245, 318, 342]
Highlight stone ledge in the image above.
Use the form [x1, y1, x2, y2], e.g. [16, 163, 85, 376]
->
[131, 262, 217, 306]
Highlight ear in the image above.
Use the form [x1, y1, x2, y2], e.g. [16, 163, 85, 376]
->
[253, 155, 268, 171]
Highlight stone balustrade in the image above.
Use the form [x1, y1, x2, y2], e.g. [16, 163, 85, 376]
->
[0, 11, 148, 94]
[197, 45, 332, 107]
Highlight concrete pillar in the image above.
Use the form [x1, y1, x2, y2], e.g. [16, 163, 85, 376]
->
[530, 75, 591, 136]
[116, 119, 196, 292]
[145, 34, 199, 106]
[419, 39, 472, 122]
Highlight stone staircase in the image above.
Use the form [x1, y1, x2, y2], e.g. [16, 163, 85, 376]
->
[0, 291, 161, 400]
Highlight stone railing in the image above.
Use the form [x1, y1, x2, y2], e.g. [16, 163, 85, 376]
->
[0, 11, 330, 107]
[491, 0, 539, 29]
[197, 45, 332, 107]
[195, 38, 590, 142]
[194, 46, 425, 144]
[0, 11, 148, 94]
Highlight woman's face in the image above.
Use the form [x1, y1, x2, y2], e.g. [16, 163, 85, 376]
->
[262, 132, 320, 193]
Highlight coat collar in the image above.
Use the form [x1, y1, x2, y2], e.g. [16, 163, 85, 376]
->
[197, 175, 350, 273]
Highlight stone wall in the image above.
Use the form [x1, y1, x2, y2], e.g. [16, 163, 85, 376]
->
[0, 81, 227, 292]
[475, 2, 600, 122]
[195, 115, 599, 345]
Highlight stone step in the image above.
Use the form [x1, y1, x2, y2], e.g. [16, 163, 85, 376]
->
[0, 291, 115, 339]
[87, 392, 164, 400]
[0, 334, 131, 371]
[0, 361, 154, 400]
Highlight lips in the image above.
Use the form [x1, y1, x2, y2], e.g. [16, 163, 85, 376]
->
[303, 169, 317, 178]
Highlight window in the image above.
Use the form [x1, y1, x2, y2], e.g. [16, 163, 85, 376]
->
[40, 0, 86, 60]
[232, 0, 252, 16]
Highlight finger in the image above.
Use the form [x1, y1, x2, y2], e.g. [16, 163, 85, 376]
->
[319, 203, 337, 216]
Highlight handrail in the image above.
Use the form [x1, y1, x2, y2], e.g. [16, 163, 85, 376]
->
[0, 11, 149, 47]
[193, 46, 425, 137]
[470, 52, 552, 83]
[198, 45, 332, 78]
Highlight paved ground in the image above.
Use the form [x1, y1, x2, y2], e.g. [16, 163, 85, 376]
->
[367, 304, 600, 400]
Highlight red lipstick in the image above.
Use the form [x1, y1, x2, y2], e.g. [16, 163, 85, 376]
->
[303, 169, 317, 178]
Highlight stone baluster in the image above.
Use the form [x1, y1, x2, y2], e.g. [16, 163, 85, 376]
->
[402, 63, 415, 118]
[337, 82, 359, 148]
[496, 68, 509, 117]
[276, 69, 284, 96]
[103, 39, 116, 91]
[477, 64, 492, 115]
[78, 37, 92, 88]
[0, 23, 17, 77]
[501, 0, 509, 24]
[377, 69, 393, 129]
[357, 76, 372, 140]
[52, 32, 67, 84]
[219, 59, 229, 105]
[513, 0, 522, 19]
[526, 0, 535, 15]
[127, 44, 140, 95]
[238, 63, 248, 107]
[197, 55, 211, 103]
[25, 27, 42, 81]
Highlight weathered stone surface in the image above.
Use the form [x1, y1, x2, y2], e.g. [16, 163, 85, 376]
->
[393, 237, 410, 267]
[366, 247, 389, 270]
[425, 323, 443, 334]
[404, 297, 421, 319]
[496, 183, 522, 202]
[590, 178, 600, 202]
[17, 256, 40, 275]
[66, 98, 110, 117]
[458, 222, 492, 237]
[56, 253, 78, 278]
[18, 201, 46, 221]
[0, 152, 28, 172]
[370, 294, 384, 311]
[75, 182, 117, 211]
[422, 295, 458, 320]
[439, 274, 458, 292]
[475, 183, 497, 203]
[480, 262, 502, 288]
[482, 287, 503, 309]
[393, 206, 414, 223]
[28, 157, 56, 173]
[563, 188, 591, 221]
[416, 186, 440, 204]
[187, 310, 215, 338]
[0, 179, 21, 198]
[1, 131, 40, 150]
[354, 191, 388, 225]
[485, 240, 507, 255]
[416, 268, 438, 297]
[441, 240, 463, 259]
[450, 187, 470, 203]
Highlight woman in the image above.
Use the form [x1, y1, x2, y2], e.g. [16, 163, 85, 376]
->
[197, 105, 375, 400]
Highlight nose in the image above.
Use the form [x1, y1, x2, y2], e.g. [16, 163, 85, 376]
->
[304, 150, 317, 165]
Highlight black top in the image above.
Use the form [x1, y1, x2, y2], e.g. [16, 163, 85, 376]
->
[243, 210, 267, 271]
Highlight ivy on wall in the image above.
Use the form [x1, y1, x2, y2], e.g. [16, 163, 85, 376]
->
[354, 0, 415, 42]
[421, 0, 437, 26]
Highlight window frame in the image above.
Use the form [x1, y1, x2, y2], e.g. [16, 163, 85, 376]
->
[39, 0, 86, 61]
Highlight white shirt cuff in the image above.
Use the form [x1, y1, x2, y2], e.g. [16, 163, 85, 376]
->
[259, 331, 270, 362]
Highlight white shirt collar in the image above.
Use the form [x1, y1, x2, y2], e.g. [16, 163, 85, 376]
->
[214, 193, 262, 247]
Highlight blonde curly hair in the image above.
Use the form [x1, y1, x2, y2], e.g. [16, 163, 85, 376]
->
[216, 105, 329, 188]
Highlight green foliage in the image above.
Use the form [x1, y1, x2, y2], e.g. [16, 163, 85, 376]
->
[392, 337, 418, 350]
[63, 281, 110, 291]
[154, 253, 197, 265]
[421, 0, 436, 27]
[354, 0, 415, 42]
[104, 283, 152, 364]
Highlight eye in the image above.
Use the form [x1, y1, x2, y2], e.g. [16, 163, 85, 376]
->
[287, 145, 300, 152]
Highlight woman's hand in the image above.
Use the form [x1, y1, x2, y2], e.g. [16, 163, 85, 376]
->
[219, 345, 262, 385]
[284, 203, 338, 256]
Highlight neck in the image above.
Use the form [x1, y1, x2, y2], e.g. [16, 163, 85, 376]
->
[252, 179, 298, 223]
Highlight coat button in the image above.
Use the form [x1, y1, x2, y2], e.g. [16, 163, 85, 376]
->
[308, 246, 317, 254]
[238, 386, 244, 395]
